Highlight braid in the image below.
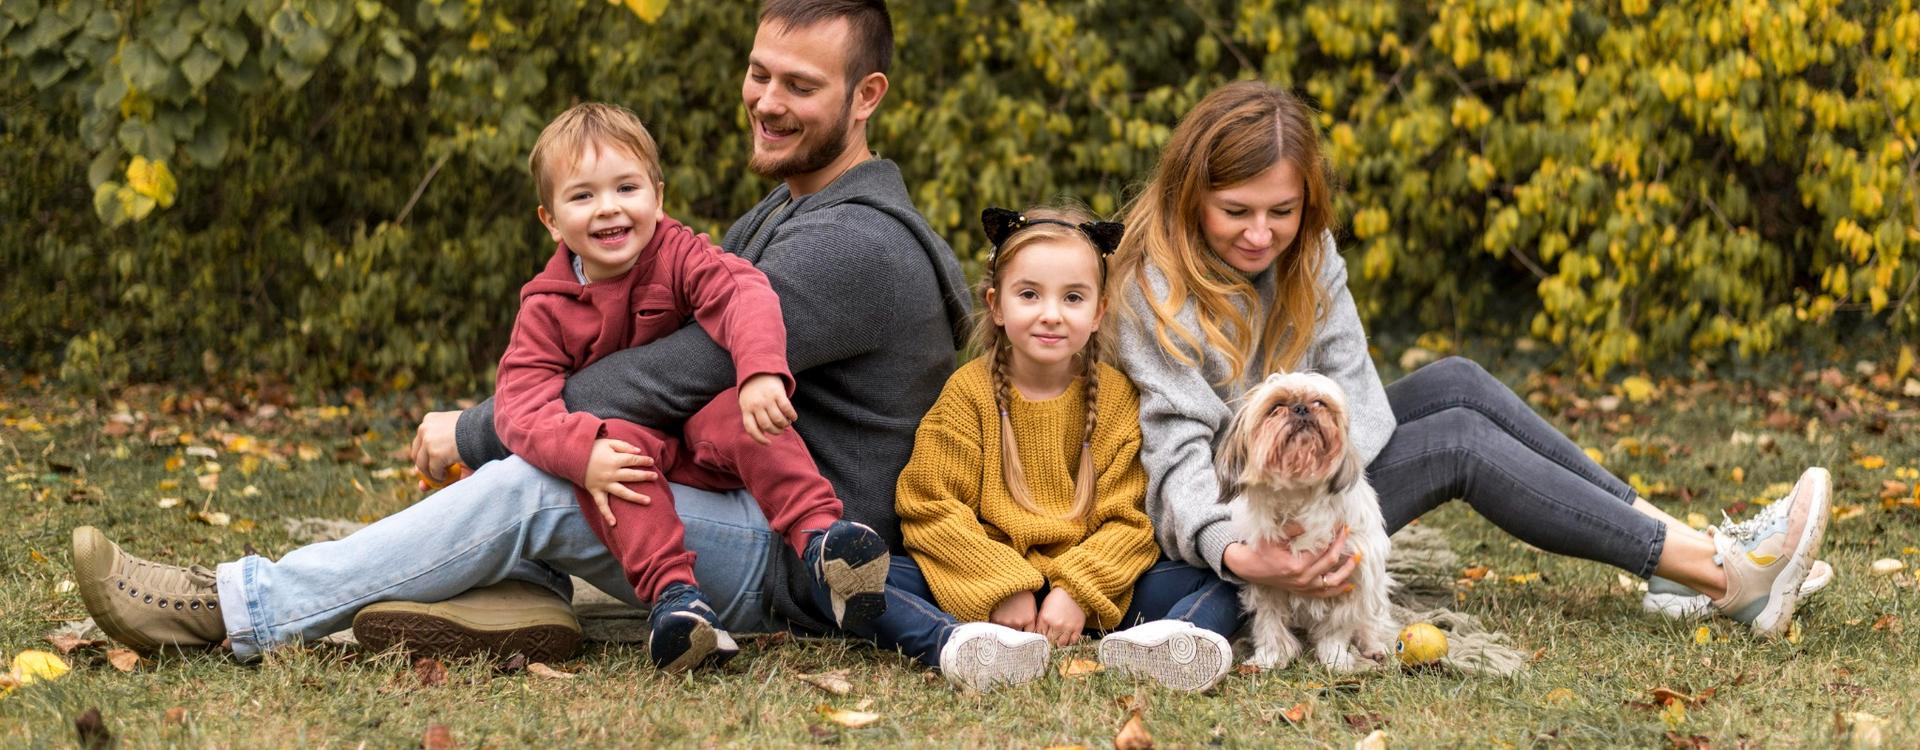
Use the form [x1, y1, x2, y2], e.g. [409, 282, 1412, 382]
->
[1066, 336, 1101, 523]
[994, 341, 1045, 517]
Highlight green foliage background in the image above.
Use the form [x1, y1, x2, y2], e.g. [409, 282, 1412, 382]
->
[3, 0, 1916, 391]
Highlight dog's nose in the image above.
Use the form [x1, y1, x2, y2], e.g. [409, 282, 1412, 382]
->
[1290, 403, 1309, 417]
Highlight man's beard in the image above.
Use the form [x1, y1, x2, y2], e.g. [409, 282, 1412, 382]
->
[749, 103, 853, 181]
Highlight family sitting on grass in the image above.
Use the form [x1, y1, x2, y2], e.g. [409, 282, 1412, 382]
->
[69, 0, 1834, 694]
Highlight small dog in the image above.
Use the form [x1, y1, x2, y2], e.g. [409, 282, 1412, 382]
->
[1216, 371, 1396, 672]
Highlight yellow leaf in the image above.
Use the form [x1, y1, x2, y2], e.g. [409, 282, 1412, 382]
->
[1659, 700, 1687, 729]
[125, 156, 177, 208]
[195, 511, 231, 527]
[28, 549, 47, 564]
[1058, 658, 1103, 677]
[817, 704, 881, 729]
[1858, 455, 1887, 470]
[1621, 375, 1657, 403]
[1583, 447, 1605, 465]
[1834, 505, 1866, 522]
[1693, 625, 1711, 645]
[1896, 346, 1916, 383]
[1685, 512, 1709, 530]
[165, 456, 185, 472]
[1506, 572, 1541, 585]
[10, 650, 70, 685]
[1730, 467, 1745, 483]
[623, 0, 669, 23]
[1787, 620, 1803, 645]
[1543, 687, 1574, 704]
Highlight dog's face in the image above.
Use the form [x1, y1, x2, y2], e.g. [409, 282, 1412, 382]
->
[1216, 372, 1363, 503]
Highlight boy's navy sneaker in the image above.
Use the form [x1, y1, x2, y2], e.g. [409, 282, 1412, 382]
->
[802, 520, 889, 633]
[648, 582, 738, 672]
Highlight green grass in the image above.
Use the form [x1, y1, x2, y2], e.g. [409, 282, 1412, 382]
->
[3, 342, 1917, 749]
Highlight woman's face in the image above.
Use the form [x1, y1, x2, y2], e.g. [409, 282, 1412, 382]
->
[1200, 160, 1305, 276]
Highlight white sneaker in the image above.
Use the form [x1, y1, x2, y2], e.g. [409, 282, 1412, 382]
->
[1642, 559, 1832, 620]
[1096, 619, 1232, 693]
[1708, 467, 1832, 637]
[939, 623, 1049, 692]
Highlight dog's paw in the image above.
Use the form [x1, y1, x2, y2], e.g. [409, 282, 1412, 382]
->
[1315, 642, 1363, 673]
[1244, 649, 1291, 670]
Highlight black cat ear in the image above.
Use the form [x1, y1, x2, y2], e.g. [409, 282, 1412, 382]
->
[981, 207, 1025, 249]
[1080, 221, 1124, 256]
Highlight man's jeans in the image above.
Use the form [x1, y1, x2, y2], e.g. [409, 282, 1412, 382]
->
[214, 456, 777, 661]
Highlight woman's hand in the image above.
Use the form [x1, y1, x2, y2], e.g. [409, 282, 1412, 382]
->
[988, 590, 1038, 632]
[1032, 588, 1086, 646]
[1222, 524, 1357, 598]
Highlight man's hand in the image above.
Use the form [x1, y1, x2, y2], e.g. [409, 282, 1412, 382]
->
[1033, 587, 1087, 646]
[1222, 523, 1357, 598]
[581, 438, 658, 527]
[738, 373, 798, 445]
[988, 590, 1039, 632]
[410, 411, 464, 488]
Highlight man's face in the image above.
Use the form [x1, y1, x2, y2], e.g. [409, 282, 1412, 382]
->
[743, 19, 857, 181]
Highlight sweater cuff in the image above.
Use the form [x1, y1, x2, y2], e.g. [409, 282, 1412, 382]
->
[1197, 520, 1246, 585]
[455, 401, 509, 469]
[733, 354, 794, 395]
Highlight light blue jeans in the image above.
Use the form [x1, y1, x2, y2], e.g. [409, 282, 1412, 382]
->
[214, 456, 779, 661]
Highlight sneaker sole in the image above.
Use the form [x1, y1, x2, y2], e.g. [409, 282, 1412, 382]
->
[1645, 560, 1834, 620]
[1749, 470, 1831, 638]
[819, 524, 890, 631]
[352, 608, 581, 663]
[649, 613, 739, 673]
[72, 526, 162, 653]
[1097, 628, 1231, 692]
[944, 634, 1049, 692]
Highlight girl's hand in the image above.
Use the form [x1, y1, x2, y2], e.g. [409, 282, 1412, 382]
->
[1033, 588, 1086, 646]
[1222, 524, 1356, 598]
[988, 590, 1038, 632]
[582, 438, 658, 526]
[739, 374, 798, 445]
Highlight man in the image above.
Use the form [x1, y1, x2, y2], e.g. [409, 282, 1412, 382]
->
[71, 0, 971, 661]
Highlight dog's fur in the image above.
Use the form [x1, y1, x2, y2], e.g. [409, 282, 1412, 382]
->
[1217, 372, 1396, 672]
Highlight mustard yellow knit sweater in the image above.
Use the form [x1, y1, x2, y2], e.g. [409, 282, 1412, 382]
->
[895, 357, 1158, 629]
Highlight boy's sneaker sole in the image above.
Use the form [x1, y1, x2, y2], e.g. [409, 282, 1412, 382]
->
[351, 581, 582, 663]
[649, 612, 739, 673]
[813, 521, 889, 632]
[1097, 621, 1232, 693]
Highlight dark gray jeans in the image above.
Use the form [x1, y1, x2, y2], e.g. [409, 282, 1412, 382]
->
[1370, 357, 1666, 578]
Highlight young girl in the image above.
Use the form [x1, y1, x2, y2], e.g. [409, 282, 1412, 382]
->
[1112, 80, 1831, 644]
[863, 205, 1242, 693]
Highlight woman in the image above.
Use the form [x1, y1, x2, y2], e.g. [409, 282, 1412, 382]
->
[1110, 81, 1832, 660]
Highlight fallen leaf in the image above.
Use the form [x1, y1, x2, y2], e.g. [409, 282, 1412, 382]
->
[1729, 467, 1745, 483]
[195, 511, 231, 527]
[45, 632, 104, 654]
[1506, 572, 1542, 585]
[1834, 505, 1865, 522]
[493, 654, 528, 674]
[1858, 455, 1887, 470]
[797, 670, 853, 695]
[1343, 713, 1387, 732]
[1882, 481, 1912, 500]
[164, 456, 185, 472]
[422, 723, 456, 750]
[1652, 687, 1699, 706]
[1114, 712, 1154, 750]
[163, 707, 187, 725]
[1058, 658, 1103, 677]
[156, 497, 181, 509]
[74, 707, 109, 750]
[527, 662, 575, 680]
[12, 649, 71, 684]
[1895, 345, 1915, 383]
[805, 724, 834, 742]
[1234, 663, 1261, 676]
[105, 649, 140, 673]
[1871, 614, 1898, 632]
[1042, 746, 1088, 750]
[1543, 688, 1575, 705]
[1685, 512, 1710, 530]
[1838, 711, 1887, 748]
[1694, 626, 1712, 645]
[1278, 702, 1310, 725]
[1870, 559, 1905, 576]
[1660, 700, 1688, 729]
[1664, 731, 1713, 749]
[413, 657, 447, 686]
[1788, 620, 1804, 645]
[1460, 565, 1490, 581]
[1354, 729, 1388, 750]
[817, 704, 881, 729]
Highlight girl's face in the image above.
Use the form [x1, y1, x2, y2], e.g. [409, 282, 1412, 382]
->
[988, 238, 1107, 378]
[1200, 159, 1305, 276]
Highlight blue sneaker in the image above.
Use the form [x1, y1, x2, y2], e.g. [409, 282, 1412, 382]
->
[801, 520, 889, 632]
[648, 582, 738, 672]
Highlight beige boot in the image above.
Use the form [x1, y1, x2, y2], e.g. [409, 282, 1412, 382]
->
[352, 580, 582, 662]
[72, 526, 226, 652]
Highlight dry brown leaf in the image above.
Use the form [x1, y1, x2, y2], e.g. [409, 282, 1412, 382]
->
[1882, 481, 1912, 500]
[45, 632, 104, 655]
[796, 670, 853, 695]
[1113, 712, 1154, 750]
[422, 723, 456, 750]
[1059, 658, 1103, 677]
[816, 704, 881, 729]
[1344, 713, 1387, 732]
[527, 662, 575, 680]
[105, 649, 140, 673]
[1234, 663, 1261, 676]
[163, 707, 187, 726]
[413, 657, 447, 687]
[1870, 614, 1898, 632]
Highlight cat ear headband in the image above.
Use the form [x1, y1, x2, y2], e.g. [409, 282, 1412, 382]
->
[980, 207, 1123, 264]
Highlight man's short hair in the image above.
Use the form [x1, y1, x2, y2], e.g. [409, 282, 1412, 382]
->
[759, 0, 892, 89]
[528, 102, 662, 210]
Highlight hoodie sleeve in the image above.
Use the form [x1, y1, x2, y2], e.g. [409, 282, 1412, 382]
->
[669, 229, 794, 393]
[491, 296, 603, 486]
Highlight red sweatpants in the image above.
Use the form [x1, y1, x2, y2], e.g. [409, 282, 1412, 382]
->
[574, 386, 843, 603]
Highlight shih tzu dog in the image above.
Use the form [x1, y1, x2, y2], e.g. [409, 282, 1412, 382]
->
[1216, 372, 1396, 672]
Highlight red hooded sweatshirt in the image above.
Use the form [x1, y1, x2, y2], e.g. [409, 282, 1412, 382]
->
[493, 217, 793, 486]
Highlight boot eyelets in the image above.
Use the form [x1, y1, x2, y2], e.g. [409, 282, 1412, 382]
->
[116, 581, 125, 590]
[158, 598, 169, 608]
[143, 595, 153, 604]
[190, 601, 200, 611]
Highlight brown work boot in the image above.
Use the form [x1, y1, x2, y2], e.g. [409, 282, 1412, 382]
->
[351, 580, 582, 662]
[71, 526, 226, 652]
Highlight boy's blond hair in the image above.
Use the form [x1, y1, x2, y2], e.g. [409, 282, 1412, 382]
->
[529, 102, 662, 210]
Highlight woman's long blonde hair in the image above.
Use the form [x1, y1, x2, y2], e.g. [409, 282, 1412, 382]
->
[1111, 81, 1338, 383]
[973, 206, 1112, 523]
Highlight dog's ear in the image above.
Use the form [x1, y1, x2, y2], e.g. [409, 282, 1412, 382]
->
[1326, 442, 1365, 496]
[1214, 402, 1251, 504]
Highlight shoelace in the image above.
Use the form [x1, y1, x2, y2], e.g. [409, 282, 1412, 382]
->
[1715, 488, 1794, 544]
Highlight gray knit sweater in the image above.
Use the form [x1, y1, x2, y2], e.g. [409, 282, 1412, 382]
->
[1113, 233, 1394, 581]
[457, 158, 972, 631]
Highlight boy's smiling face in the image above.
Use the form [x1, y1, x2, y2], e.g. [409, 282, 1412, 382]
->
[537, 141, 663, 282]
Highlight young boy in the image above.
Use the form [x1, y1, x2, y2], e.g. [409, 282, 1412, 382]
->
[496, 102, 887, 671]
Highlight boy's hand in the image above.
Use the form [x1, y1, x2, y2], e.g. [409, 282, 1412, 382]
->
[1033, 587, 1086, 647]
[582, 438, 658, 527]
[988, 590, 1038, 632]
[738, 374, 797, 445]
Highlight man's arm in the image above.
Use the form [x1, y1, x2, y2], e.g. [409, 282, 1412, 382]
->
[451, 220, 903, 467]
